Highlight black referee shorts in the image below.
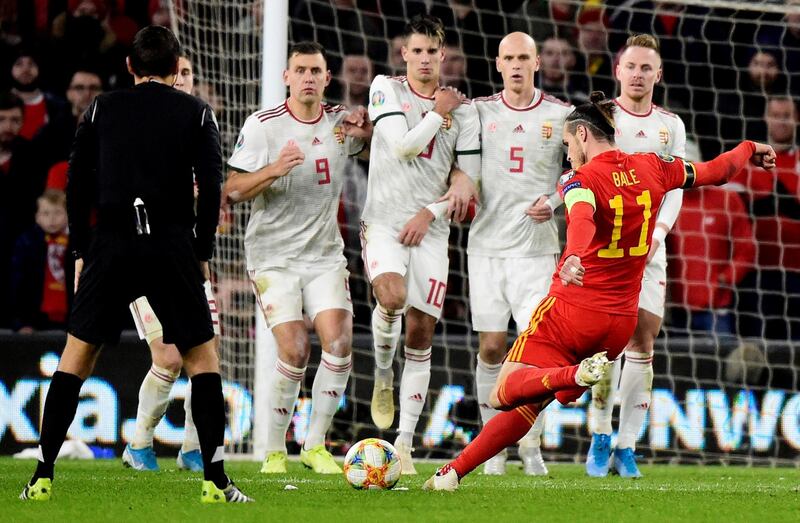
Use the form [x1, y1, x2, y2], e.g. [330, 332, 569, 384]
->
[69, 231, 214, 353]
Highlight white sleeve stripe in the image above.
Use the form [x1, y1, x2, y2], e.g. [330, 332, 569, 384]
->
[201, 108, 206, 126]
[91, 102, 97, 122]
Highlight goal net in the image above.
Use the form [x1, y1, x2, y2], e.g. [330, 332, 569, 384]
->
[172, 0, 800, 465]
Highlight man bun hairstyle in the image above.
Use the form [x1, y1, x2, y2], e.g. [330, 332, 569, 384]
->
[129, 26, 181, 78]
[565, 91, 617, 143]
[403, 14, 446, 47]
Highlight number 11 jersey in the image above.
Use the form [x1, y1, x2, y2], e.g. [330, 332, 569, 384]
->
[553, 150, 694, 315]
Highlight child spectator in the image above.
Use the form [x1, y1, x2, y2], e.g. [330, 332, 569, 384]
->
[10, 189, 69, 332]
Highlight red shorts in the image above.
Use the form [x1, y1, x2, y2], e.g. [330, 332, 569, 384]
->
[506, 296, 637, 368]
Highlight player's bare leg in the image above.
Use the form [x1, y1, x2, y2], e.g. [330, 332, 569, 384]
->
[394, 306, 435, 475]
[301, 309, 353, 474]
[183, 339, 253, 502]
[260, 320, 310, 474]
[614, 308, 659, 478]
[369, 272, 406, 430]
[125, 338, 182, 471]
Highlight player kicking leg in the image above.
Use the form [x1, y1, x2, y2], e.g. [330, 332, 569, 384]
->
[123, 281, 219, 472]
[423, 93, 775, 491]
[469, 32, 574, 475]
[585, 35, 687, 477]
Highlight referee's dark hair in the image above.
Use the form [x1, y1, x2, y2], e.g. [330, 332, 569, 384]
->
[288, 41, 327, 65]
[0, 90, 24, 111]
[129, 26, 181, 78]
[565, 91, 617, 144]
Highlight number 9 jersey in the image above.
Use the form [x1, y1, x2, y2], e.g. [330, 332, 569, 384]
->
[552, 149, 696, 316]
[228, 101, 365, 271]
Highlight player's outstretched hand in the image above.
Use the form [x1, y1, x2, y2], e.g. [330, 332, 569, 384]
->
[342, 106, 373, 139]
[525, 195, 553, 222]
[559, 255, 585, 287]
[750, 142, 776, 169]
[399, 208, 434, 246]
[438, 168, 478, 222]
[433, 86, 463, 117]
[276, 140, 305, 176]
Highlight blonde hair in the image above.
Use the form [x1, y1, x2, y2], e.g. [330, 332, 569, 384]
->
[625, 34, 660, 54]
[38, 189, 66, 209]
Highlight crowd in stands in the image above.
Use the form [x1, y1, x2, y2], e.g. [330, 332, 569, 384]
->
[0, 1, 798, 343]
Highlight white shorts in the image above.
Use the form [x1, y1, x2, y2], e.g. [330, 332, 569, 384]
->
[130, 280, 220, 344]
[248, 260, 352, 328]
[469, 254, 557, 333]
[360, 221, 449, 320]
[639, 254, 667, 318]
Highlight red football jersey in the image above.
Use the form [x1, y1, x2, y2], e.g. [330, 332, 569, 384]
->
[551, 149, 691, 315]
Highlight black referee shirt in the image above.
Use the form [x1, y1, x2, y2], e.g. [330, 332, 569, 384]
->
[67, 81, 222, 261]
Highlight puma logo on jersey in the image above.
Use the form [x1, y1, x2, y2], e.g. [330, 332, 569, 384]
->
[635, 130, 647, 138]
[513, 124, 525, 133]
[312, 137, 322, 146]
[541, 121, 552, 139]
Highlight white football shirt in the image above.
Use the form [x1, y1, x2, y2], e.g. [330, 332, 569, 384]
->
[228, 100, 364, 270]
[363, 74, 481, 240]
[468, 89, 573, 257]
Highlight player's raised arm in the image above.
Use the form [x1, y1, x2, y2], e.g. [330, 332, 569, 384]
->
[224, 115, 304, 204]
[369, 75, 461, 161]
[661, 140, 776, 191]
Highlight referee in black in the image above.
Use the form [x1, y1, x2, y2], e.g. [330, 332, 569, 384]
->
[20, 26, 253, 504]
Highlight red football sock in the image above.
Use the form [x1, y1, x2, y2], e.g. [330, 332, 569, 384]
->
[496, 365, 578, 410]
[449, 405, 540, 478]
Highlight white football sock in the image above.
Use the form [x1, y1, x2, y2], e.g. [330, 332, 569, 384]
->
[181, 381, 200, 453]
[131, 364, 178, 449]
[305, 352, 352, 450]
[372, 305, 402, 370]
[266, 359, 305, 453]
[397, 346, 432, 438]
[475, 355, 502, 426]
[616, 351, 654, 450]
[589, 357, 621, 435]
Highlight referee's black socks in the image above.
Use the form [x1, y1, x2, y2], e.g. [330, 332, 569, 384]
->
[191, 372, 228, 489]
[33, 371, 84, 482]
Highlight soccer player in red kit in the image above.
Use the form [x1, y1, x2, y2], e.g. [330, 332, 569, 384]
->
[423, 92, 776, 491]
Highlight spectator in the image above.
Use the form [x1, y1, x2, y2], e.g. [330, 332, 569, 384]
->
[574, 5, 615, 98]
[668, 186, 755, 335]
[716, 49, 788, 152]
[10, 189, 69, 332]
[537, 36, 589, 104]
[387, 35, 406, 75]
[330, 54, 373, 107]
[9, 50, 67, 140]
[782, 0, 800, 96]
[509, 0, 576, 42]
[730, 96, 800, 340]
[441, 44, 469, 95]
[0, 90, 47, 328]
[37, 69, 102, 165]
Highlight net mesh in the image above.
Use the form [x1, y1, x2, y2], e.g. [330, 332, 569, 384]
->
[172, 0, 800, 464]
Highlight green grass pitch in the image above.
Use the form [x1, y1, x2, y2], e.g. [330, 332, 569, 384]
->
[1, 457, 798, 522]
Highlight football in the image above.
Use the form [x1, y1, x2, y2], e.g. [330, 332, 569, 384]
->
[342, 438, 402, 490]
